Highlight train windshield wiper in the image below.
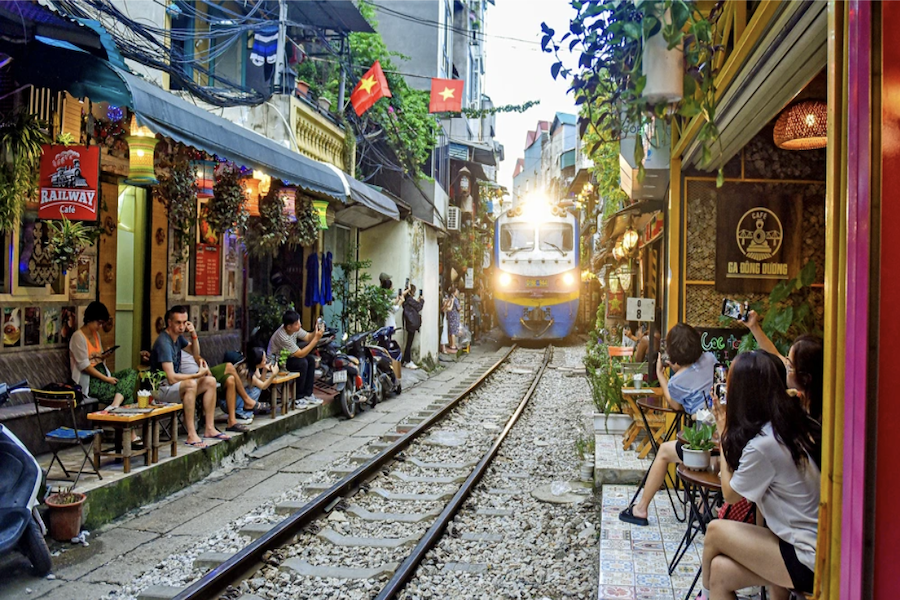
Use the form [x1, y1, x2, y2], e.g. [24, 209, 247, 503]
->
[507, 244, 534, 256]
[541, 242, 567, 256]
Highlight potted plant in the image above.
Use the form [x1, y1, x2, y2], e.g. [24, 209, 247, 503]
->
[156, 153, 199, 262]
[0, 110, 48, 232]
[139, 370, 167, 407]
[317, 96, 333, 112]
[46, 216, 101, 275]
[681, 423, 716, 470]
[575, 435, 596, 482]
[541, 1, 726, 184]
[44, 486, 87, 542]
[584, 337, 632, 434]
[278, 348, 292, 370]
[206, 162, 249, 236]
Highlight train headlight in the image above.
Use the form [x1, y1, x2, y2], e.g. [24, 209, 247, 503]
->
[499, 272, 512, 287]
[563, 272, 575, 286]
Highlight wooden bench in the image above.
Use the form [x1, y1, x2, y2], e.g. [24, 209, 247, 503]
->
[269, 372, 300, 418]
[88, 404, 183, 473]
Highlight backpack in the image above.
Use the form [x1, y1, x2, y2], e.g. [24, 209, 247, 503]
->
[403, 300, 422, 331]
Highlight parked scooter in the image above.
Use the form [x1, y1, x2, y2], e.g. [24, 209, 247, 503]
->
[371, 325, 402, 396]
[0, 381, 52, 575]
[339, 330, 393, 419]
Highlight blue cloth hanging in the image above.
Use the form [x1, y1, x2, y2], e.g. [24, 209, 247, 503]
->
[250, 25, 279, 66]
[305, 252, 322, 307]
[321, 251, 333, 303]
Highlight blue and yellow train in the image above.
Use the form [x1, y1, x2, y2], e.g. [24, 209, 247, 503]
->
[492, 197, 580, 340]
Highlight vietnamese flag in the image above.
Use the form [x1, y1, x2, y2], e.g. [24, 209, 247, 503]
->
[429, 78, 464, 113]
[350, 61, 391, 116]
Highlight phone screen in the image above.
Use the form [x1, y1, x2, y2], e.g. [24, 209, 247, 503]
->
[721, 299, 745, 320]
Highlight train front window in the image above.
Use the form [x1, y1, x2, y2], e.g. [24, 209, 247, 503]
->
[500, 224, 534, 253]
[539, 223, 574, 252]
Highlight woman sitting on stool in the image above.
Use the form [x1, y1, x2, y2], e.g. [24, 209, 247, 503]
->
[700, 351, 821, 599]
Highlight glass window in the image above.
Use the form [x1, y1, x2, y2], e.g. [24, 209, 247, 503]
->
[499, 223, 534, 252]
[539, 223, 574, 252]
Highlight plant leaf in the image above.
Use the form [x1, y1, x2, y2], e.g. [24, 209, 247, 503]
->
[799, 259, 817, 287]
[772, 305, 794, 334]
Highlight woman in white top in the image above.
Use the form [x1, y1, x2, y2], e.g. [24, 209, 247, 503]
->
[69, 301, 139, 408]
[380, 276, 404, 330]
[701, 350, 821, 599]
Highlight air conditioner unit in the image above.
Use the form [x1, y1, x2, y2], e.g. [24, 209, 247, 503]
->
[447, 206, 461, 231]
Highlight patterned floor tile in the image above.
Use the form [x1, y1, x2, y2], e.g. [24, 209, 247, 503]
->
[635, 587, 675, 600]
[601, 538, 633, 551]
[602, 560, 636, 573]
[602, 549, 636, 561]
[634, 572, 673, 588]
[599, 585, 637, 600]
[600, 571, 636, 586]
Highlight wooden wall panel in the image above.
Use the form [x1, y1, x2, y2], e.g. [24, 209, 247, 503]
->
[98, 182, 118, 369]
[150, 196, 168, 338]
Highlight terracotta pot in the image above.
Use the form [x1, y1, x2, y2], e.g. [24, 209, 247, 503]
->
[295, 80, 310, 98]
[45, 492, 86, 542]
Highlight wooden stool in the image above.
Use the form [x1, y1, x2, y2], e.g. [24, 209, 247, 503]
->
[269, 372, 300, 418]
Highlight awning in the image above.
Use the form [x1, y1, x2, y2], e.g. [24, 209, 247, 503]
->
[684, 1, 827, 169]
[448, 139, 498, 166]
[288, 1, 374, 33]
[325, 165, 400, 229]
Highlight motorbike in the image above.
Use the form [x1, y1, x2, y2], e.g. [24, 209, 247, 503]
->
[338, 328, 400, 419]
[0, 381, 52, 575]
[371, 326, 402, 397]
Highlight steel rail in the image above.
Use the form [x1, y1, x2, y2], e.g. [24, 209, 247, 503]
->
[375, 345, 553, 600]
[173, 344, 518, 600]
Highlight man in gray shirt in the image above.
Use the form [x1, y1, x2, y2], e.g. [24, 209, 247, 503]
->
[150, 306, 224, 447]
[268, 310, 322, 407]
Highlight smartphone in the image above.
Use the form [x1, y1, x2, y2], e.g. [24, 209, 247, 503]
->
[100, 345, 120, 357]
[405, 277, 410, 290]
[419, 289, 423, 298]
[721, 299, 748, 321]
[714, 362, 728, 384]
[714, 382, 727, 404]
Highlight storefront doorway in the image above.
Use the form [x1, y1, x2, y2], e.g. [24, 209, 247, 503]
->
[114, 184, 147, 370]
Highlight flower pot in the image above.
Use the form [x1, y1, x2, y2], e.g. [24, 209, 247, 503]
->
[579, 460, 595, 483]
[317, 97, 332, 112]
[45, 493, 86, 542]
[682, 448, 711, 471]
[295, 80, 310, 98]
[137, 390, 152, 408]
[593, 412, 633, 435]
[641, 10, 683, 104]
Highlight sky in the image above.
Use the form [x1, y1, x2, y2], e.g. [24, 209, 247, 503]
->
[483, 0, 579, 192]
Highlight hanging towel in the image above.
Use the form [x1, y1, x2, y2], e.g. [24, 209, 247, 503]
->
[321, 251, 333, 303]
[250, 25, 279, 66]
[305, 252, 322, 307]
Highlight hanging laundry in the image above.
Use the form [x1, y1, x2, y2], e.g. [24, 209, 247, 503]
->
[321, 251, 333, 304]
[305, 251, 322, 307]
[250, 25, 279, 66]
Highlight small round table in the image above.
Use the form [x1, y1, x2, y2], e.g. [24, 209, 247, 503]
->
[671, 464, 723, 600]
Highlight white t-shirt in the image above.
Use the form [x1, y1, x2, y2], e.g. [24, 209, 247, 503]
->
[729, 423, 820, 571]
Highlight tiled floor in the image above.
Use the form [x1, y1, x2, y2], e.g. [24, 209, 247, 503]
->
[595, 433, 655, 471]
[599, 484, 704, 600]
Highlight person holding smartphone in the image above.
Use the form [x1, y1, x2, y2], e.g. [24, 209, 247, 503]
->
[69, 301, 139, 409]
[402, 284, 424, 368]
[267, 310, 323, 408]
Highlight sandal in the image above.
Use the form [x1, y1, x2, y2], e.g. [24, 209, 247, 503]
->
[226, 423, 249, 433]
[184, 440, 208, 448]
[619, 506, 649, 526]
[203, 432, 230, 440]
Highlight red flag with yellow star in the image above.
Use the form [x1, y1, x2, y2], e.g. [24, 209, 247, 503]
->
[429, 78, 464, 113]
[350, 61, 391, 116]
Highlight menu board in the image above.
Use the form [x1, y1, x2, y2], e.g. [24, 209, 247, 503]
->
[694, 327, 745, 365]
[194, 244, 221, 296]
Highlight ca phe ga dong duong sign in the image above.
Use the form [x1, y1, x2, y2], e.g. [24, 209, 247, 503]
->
[38, 145, 101, 221]
[715, 189, 802, 293]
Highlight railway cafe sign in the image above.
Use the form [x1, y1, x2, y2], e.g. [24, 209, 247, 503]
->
[715, 188, 801, 293]
[38, 145, 101, 221]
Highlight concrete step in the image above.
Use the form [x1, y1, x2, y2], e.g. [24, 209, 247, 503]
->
[318, 527, 418, 548]
[281, 558, 398, 580]
[346, 504, 440, 523]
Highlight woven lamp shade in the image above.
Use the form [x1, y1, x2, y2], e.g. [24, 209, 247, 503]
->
[191, 160, 216, 198]
[242, 178, 261, 217]
[773, 100, 827, 150]
[124, 135, 159, 185]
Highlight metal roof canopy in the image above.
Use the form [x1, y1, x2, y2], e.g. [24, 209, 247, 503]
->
[287, 1, 374, 34]
[684, 1, 827, 170]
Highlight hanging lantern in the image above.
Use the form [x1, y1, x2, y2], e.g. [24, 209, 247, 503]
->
[773, 100, 827, 150]
[124, 115, 159, 186]
[192, 160, 215, 198]
[622, 226, 639, 252]
[253, 170, 271, 197]
[278, 187, 297, 222]
[242, 178, 261, 217]
[312, 199, 329, 229]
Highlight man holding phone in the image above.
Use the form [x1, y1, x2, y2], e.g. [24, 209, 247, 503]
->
[267, 310, 323, 407]
[402, 284, 424, 368]
[151, 305, 225, 447]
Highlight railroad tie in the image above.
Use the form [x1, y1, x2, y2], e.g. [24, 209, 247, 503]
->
[345, 504, 441, 523]
[317, 527, 419, 548]
[280, 558, 399, 580]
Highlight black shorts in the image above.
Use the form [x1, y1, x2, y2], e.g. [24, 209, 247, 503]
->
[675, 440, 684, 461]
[779, 537, 815, 593]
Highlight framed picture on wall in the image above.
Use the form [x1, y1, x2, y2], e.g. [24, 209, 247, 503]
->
[219, 305, 227, 330]
[24, 307, 40, 347]
[3, 307, 21, 348]
[44, 307, 60, 345]
[210, 304, 218, 331]
[60, 306, 77, 342]
[190, 305, 200, 330]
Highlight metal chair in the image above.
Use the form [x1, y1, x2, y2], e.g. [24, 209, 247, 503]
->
[31, 388, 102, 486]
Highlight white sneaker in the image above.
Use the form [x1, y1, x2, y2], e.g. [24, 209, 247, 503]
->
[294, 398, 309, 409]
[234, 416, 253, 425]
[307, 395, 323, 406]
[404, 362, 419, 370]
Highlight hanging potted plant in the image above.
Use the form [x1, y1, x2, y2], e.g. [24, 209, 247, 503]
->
[156, 155, 198, 262]
[288, 190, 321, 249]
[0, 111, 48, 232]
[245, 187, 290, 257]
[44, 486, 87, 542]
[46, 216, 101, 275]
[206, 162, 249, 235]
[542, 0, 725, 183]
[681, 422, 716, 470]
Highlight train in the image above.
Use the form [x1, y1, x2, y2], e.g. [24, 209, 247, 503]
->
[492, 196, 580, 340]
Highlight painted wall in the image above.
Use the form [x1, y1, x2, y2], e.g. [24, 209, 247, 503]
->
[372, 1, 442, 93]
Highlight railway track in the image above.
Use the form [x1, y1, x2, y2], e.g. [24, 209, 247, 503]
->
[171, 345, 555, 600]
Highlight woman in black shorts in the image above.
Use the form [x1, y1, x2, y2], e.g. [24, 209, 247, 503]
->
[700, 350, 821, 599]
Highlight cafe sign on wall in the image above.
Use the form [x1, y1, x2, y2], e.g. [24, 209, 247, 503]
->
[38, 145, 101, 221]
[715, 188, 801, 293]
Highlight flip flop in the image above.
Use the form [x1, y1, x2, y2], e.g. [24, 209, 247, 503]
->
[184, 440, 208, 448]
[619, 506, 649, 526]
[204, 432, 231, 440]
[226, 423, 249, 433]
